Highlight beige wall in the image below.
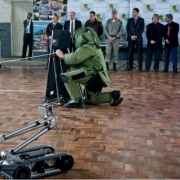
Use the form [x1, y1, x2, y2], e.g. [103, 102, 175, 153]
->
[0, 0, 12, 22]
[0, 0, 33, 23]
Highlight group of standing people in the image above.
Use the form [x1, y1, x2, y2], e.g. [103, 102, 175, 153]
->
[104, 8, 179, 73]
[22, 8, 179, 72]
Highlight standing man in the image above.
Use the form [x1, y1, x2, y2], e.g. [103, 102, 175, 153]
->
[22, 12, 33, 60]
[85, 11, 103, 38]
[126, 8, 145, 71]
[163, 14, 179, 73]
[64, 11, 82, 52]
[46, 14, 63, 67]
[145, 14, 164, 71]
[105, 9, 122, 71]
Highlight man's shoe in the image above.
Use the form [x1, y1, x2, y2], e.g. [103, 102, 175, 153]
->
[106, 62, 109, 71]
[28, 58, 31, 60]
[65, 98, 84, 108]
[173, 71, 178, 73]
[113, 63, 117, 71]
[110, 90, 123, 106]
[126, 67, 133, 71]
[145, 69, 149, 71]
[139, 68, 143, 71]
[162, 70, 168, 72]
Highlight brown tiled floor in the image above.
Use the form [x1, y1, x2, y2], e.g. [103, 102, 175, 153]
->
[0, 66, 180, 179]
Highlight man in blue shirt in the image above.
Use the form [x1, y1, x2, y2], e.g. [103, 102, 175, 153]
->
[22, 12, 33, 60]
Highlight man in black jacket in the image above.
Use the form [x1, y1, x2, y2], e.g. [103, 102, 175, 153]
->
[163, 14, 179, 73]
[127, 8, 144, 71]
[64, 11, 82, 52]
[22, 12, 33, 60]
[85, 11, 103, 38]
[46, 14, 63, 67]
[145, 14, 164, 71]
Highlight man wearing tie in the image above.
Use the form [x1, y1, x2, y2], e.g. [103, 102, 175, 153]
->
[46, 14, 63, 67]
[163, 14, 179, 73]
[126, 8, 145, 71]
[64, 11, 82, 52]
[22, 12, 33, 60]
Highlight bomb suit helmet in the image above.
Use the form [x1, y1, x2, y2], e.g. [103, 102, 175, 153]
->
[73, 27, 101, 49]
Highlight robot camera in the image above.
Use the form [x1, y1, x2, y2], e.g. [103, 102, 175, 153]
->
[38, 102, 53, 116]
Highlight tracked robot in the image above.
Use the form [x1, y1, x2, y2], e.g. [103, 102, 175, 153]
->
[0, 103, 74, 179]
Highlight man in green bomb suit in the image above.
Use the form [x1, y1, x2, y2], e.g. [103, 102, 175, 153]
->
[55, 27, 123, 108]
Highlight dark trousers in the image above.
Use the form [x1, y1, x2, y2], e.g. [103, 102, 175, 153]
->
[69, 42, 76, 53]
[128, 41, 143, 69]
[69, 38, 76, 53]
[164, 46, 178, 72]
[145, 47, 160, 70]
[22, 34, 33, 58]
[47, 39, 51, 66]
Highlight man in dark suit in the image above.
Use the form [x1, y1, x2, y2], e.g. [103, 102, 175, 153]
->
[85, 11, 103, 38]
[46, 14, 63, 67]
[145, 14, 164, 71]
[126, 8, 145, 71]
[163, 14, 179, 73]
[22, 12, 33, 60]
[64, 11, 82, 52]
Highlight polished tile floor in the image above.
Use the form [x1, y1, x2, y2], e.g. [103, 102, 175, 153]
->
[0, 64, 180, 179]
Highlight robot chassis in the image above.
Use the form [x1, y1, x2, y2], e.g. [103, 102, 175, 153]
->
[0, 103, 74, 179]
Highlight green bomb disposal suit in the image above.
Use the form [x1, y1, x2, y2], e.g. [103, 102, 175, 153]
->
[60, 27, 123, 108]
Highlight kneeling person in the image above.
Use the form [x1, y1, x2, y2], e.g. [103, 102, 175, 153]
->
[56, 27, 123, 108]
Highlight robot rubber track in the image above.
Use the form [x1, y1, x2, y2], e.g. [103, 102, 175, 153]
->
[0, 145, 74, 179]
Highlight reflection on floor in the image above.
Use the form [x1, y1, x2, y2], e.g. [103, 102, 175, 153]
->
[0, 66, 180, 179]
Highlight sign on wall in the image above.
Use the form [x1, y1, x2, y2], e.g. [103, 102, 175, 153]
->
[33, 0, 67, 21]
[33, 0, 67, 51]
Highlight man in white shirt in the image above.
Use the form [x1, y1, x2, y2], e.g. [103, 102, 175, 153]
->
[22, 12, 33, 60]
[64, 11, 82, 52]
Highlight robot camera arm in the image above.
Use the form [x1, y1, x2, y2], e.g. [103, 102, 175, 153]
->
[0, 103, 56, 154]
